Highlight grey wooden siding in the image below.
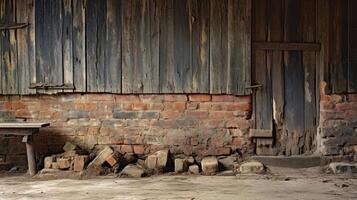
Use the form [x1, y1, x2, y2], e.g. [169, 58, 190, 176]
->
[0, 0, 251, 95]
[318, 0, 357, 94]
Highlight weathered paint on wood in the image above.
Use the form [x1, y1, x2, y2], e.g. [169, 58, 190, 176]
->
[63, 0, 74, 92]
[191, 0, 210, 93]
[1, 0, 252, 95]
[301, 0, 317, 154]
[122, 0, 159, 93]
[72, 0, 86, 92]
[252, 0, 272, 131]
[1, 0, 18, 94]
[283, 0, 305, 155]
[253, 0, 319, 156]
[86, 0, 106, 92]
[105, 0, 121, 93]
[209, 0, 228, 94]
[16, 0, 35, 94]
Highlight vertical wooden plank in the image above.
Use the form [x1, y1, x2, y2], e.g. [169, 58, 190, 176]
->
[86, 0, 106, 92]
[348, 0, 357, 93]
[122, 0, 159, 93]
[35, 0, 44, 84]
[145, 0, 160, 93]
[210, 0, 228, 94]
[105, 0, 121, 93]
[16, 0, 35, 94]
[227, 0, 251, 95]
[159, 0, 191, 93]
[176, 0, 192, 93]
[284, 0, 304, 155]
[252, 0, 272, 130]
[268, 0, 284, 154]
[191, 0, 210, 93]
[36, 0, 63, 87]
[270, 0, 284, 125]
[121, 0, 134, 93]
[49, 0, 63, 86]
[240, 0, 252, 95]
[227, 0, 240, 94]
[63, 0, 73, 92]
[28, 0, 36, 92]
[72, 0, 86, 92]
[1, 0, 18, 94]
[301, 0, 317, 154]
[317, 0, 330, 94]
[159, 0, 175, 93]
[329, 0, 348, 94]
[16, 0, 29, 94]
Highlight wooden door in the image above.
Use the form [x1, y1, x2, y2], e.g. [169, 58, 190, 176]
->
[251, 0, 319, 156]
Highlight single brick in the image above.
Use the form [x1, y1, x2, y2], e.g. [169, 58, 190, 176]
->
[74, 155, 89, 172]
[189, 94, 211, 102]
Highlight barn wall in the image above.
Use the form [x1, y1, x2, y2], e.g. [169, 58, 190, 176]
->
[0, 94, 252, 166]
[318, 0, 357, 94]
[0, 0, 251, 95]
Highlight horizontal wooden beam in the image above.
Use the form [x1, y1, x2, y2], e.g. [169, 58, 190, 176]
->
[253, 42, 321, 51]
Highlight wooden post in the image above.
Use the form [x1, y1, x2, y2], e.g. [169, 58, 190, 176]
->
[22, 135, 37, 176]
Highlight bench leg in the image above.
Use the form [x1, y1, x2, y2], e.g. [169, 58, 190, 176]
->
[23, 135, 37, 176]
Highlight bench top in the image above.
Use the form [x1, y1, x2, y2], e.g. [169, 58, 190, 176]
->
[0, 122, 50, 129]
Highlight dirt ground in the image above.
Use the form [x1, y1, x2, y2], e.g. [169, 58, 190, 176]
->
[0, 167, 356, 200]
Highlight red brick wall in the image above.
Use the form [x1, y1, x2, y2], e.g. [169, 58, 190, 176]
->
[319, 90, 357, 161]
[0, 94, 252, 166]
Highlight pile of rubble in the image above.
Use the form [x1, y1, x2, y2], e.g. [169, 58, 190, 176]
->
[42, 142, 266, 178]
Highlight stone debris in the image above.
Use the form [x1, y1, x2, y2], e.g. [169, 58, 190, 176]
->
[174, 158, 188, 173]
[218, 156, 238, 170]
[40, 144, 269, 178]
[44, 156, 55, 169]
[145, 155, 157, 170]
[186, 156, 195, 164]
[74, 155, 89, 172]
[87, 146, 114, 167]
[239, 161, 265, 174]
[145, 150, 169, 171]
[188, 165, 200, 175]
[156, 150, 169, 169]
[58, 158, 71, 170]
[120, 164, 145, 178]
[201, 157, 218, 176]
[63, 142, 78, 152]
[328, 162, 357, 174]
[106, 152, 121, 167]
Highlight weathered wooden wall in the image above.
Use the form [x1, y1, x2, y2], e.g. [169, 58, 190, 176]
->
[0, 0, 251, 95]
[318, 0, 357, 94]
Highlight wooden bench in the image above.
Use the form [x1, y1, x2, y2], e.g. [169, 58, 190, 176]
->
[0, 122, 50, 176]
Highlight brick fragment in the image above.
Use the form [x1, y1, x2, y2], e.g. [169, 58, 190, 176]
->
[201, 157, 218, 176]
[74, 155, 89, 172]
[189, 94, 211, 102]
[87, 146, 114, 168]
[57, 158, 71, 169]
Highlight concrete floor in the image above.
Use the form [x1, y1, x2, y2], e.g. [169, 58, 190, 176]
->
[0, 168, 356, 200]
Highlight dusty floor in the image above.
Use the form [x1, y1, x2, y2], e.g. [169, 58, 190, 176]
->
[0, 167, 356, 200]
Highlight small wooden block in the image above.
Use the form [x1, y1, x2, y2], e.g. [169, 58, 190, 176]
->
[249, 129, 273, 138]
